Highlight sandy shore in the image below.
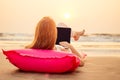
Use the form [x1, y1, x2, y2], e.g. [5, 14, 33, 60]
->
[0, 41, 120, 80]
[0, 51, 120, 80]
[1, 41, 120, 56]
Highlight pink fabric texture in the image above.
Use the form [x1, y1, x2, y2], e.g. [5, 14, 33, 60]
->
[2, 49, 80, 73]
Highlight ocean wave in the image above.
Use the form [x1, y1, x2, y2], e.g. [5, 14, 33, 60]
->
[0, 33, 120, 42]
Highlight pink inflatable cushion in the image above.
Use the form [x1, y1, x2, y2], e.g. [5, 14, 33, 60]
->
[2, 49, 80, 73]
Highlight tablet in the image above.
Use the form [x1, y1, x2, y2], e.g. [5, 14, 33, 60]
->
[56, 27, 71, 44]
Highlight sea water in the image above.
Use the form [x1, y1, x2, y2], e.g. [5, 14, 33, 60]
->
[0, 33, 120, 56]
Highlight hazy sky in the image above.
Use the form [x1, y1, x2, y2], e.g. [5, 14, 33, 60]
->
[0, 0, 120, 34]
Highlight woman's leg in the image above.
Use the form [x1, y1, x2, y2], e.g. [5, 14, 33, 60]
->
[57, 22, 85, 41]
[72, 29, 85, 41]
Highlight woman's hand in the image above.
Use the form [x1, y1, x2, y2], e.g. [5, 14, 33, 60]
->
[59, 41, 71, 49]
[59, 41, 86, 67]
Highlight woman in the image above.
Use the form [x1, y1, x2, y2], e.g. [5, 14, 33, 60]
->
[26, 16, 85, 66]
[57, 22, 85, 41]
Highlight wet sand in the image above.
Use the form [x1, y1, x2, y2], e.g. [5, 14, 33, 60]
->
[1, 50, 120, 80]
[0, 41, 120, 80]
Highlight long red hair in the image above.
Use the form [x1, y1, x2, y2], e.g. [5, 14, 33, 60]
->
[26, 17, 57, 50]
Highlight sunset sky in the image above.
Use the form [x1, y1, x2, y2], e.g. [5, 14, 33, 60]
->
[0, 0, 120, 34]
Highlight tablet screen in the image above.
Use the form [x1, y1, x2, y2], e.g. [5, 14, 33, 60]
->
[56, 27, 71, 44]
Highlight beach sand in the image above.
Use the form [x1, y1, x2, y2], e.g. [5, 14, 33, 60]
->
[0, 41, 120, 80]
